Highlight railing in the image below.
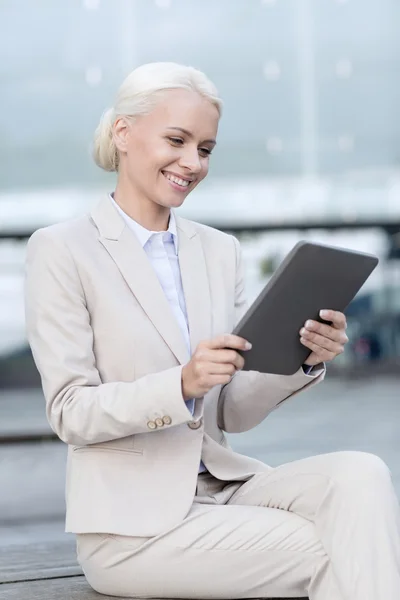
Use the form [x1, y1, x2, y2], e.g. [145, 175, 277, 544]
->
[1, 218, 400, 380]
[1, 217, 400, 238]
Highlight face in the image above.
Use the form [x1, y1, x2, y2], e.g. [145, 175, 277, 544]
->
[114, 89, 220, 213]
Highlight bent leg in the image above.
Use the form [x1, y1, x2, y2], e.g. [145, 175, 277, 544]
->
[77, 502, 341, 599]
[228, 451, 400, 600]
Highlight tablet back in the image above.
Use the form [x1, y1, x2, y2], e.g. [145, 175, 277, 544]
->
[233, 241, 379, 375]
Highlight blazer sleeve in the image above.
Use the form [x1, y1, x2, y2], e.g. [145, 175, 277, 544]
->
[217, 235, 326, 434]
[24, 228, 193, 446]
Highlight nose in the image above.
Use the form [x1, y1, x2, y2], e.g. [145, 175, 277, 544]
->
[178, 148, 202, 174]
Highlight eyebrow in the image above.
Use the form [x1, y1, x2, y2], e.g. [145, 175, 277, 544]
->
[166, 127, 217, 145]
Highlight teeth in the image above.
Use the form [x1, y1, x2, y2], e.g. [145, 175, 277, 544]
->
[164, 172, 190, 187]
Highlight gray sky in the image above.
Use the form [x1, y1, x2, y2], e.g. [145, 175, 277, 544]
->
[1, 0, 400, 190]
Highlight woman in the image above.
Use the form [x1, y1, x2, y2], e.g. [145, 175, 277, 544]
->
[25, 62, 400, 599]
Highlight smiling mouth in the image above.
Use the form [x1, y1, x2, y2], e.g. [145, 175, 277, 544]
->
[162, 171, 192, 188]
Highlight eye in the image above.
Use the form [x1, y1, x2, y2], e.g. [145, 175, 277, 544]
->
[167, 137, 184, 145]
[167, 137, 213, 157]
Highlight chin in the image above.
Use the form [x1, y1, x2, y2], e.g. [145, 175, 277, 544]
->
[163, 194, 189, 209]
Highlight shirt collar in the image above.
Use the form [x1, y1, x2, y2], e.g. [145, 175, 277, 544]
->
[109, 193, 179, 254]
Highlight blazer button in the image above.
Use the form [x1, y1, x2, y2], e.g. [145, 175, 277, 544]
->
[188, 420, 202, 430]
[155, 418, 164, 428]
[162, 416, 172, 425]
[147, 421, 157, 430]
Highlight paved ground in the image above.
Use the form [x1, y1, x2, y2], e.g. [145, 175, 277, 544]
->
[0, 389, 47, 438]
[0, 376, 399, 543]
[230, 376, 400, 481]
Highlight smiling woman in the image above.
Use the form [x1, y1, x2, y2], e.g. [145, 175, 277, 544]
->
[92, 62, 221, 231]
[24, 61, 400, 600]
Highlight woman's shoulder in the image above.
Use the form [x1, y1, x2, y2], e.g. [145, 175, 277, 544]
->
[28, 213, 95, 247]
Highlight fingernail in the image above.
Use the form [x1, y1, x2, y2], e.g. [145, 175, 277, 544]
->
[320, 310, 329, 318]
[245, 342, 252, 350]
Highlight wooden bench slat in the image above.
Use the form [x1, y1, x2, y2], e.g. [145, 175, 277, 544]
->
[0, 575, 307, 600]
[0, 540, 81, 584]
[0, 538, 307, 599]
[0, 575, 118, 599]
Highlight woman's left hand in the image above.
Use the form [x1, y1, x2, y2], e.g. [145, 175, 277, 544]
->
[300, 309, 349, 366]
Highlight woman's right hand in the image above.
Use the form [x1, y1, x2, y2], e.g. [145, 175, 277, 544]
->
[181, 334, 252, 400]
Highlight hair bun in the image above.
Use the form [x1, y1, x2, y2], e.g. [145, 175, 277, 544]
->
[92, 108, 118, 172]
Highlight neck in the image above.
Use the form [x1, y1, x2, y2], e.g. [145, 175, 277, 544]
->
[113, 180, 170, 232]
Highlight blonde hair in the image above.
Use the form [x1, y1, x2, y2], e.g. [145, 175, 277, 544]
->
[93, 62, 222, 172]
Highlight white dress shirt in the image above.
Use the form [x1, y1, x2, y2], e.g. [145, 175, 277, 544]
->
[110, 195, 206, 472]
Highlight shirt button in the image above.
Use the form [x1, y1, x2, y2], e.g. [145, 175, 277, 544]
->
[155, 418, 164, 428]
[147, 421, 157, 430]
[162, 416, 172, 425]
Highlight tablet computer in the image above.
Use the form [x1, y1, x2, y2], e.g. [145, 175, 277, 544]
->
[233, 241, 379, 375]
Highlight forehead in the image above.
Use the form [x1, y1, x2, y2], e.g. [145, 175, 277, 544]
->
[142, 89, 220, 138]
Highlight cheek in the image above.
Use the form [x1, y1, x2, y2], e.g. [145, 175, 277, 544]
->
[199, 161, 210, 179]
[126, 139, 146, 169]
[189, 164, 209, 192]
[151, 146, 177, 172]
[127, 136, 163, 169]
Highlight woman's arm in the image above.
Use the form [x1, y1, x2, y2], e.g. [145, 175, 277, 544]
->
[24, 228, 193, 446]
[217, 236, 325, 434]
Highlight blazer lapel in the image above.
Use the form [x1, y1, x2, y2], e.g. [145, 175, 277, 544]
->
[176, 215, 212, 355]
[90, 196, 190, 365]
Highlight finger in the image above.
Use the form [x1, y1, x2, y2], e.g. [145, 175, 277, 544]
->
[196, 347, 244, 369]
[319, 310, 347, 330]
[234, 353, 245, 371]
[212, 349, 245, 370]
[208, 362, 238, 376]
[207, 348, 239, 364]
[209, 373, 235, 388]
[300, 336, 338, 361]
[301, 329, 345, 354]
[206, 334, 252, 352]
[301, 321, 348, 344]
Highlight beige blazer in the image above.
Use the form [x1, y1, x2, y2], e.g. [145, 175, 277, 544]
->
[24, 195, 324, 536]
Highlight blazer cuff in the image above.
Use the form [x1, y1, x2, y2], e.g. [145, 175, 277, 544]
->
[144, 365, 195, 430]
[301, 362, 326, 378]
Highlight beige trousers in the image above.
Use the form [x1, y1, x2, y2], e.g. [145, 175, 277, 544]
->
[76, 451, 400, 599]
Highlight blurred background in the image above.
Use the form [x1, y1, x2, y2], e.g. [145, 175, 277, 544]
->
[0, 0, 399, 587]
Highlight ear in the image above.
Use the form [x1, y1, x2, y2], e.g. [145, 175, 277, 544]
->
[113, 117, 131, 153]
